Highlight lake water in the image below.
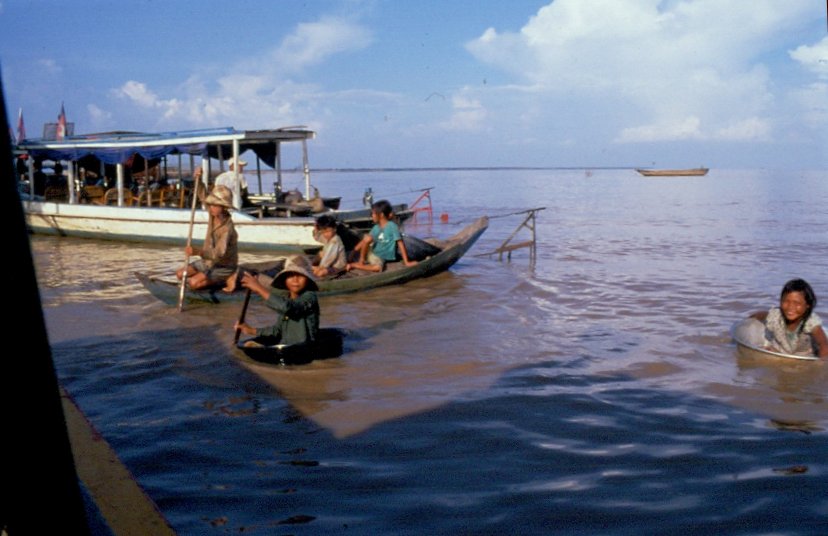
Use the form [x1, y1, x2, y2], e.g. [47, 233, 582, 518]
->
[34, 168, 828, 534]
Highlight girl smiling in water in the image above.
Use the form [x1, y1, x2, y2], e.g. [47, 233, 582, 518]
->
[752, 278, 828, 358]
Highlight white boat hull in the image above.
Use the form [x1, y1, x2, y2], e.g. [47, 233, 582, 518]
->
[24, 200, 319, 252]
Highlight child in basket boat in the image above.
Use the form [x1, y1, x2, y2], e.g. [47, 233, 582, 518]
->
[234, 255, 319, 346]
[751, 278, 828, 358]
[176, 185, 238, 290]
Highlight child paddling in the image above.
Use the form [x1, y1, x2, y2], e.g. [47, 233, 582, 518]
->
[234, 255, 319, 346]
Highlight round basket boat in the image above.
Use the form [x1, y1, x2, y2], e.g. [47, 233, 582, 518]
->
[237, 328, 345, 365]
[731, 317, 820, 361]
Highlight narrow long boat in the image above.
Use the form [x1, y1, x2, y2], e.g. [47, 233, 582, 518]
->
[636, 167, 709, 177]
[136, 216, 488, 305]
[731, 317, 821, 361]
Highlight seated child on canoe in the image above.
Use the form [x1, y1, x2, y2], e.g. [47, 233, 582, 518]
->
[176, 185, 238, 290]
[311, 214, 347, 277]
[751, 278, 828, 358]
[234, 255, 319, 346]
[346, 199, 417, 272]
[222, 214, 346, 292]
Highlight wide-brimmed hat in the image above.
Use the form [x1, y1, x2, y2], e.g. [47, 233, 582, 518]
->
[228, 157, 247, 168]
[273, 255, 318, 291]
[204, 184, 233, 209]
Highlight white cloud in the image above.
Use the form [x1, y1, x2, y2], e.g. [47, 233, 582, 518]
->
[616, 116, 702, 143]
[790, 82, 828, 128]
[113, 81, 162, 108]
[466, 0, 814, 143]
[271, 17, 372, 73]
[86, 103, 111, 123]
[713, 117, 771, 142]
[439, 95, 487, 132]
[790, 36, 828, 80]
[105, 16, 372, 131]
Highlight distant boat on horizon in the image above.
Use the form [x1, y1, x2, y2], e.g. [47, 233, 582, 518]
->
[636, 167, 709, 177]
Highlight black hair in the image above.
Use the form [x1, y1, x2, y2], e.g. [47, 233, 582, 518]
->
[315, 214, 338, 230]
[780, 278, 817, 333]
[371, 199, 393, 218]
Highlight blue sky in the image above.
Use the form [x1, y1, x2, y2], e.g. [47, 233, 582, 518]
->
[1, 0, 826, 168]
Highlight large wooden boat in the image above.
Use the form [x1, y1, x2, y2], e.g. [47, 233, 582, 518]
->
[135, 216, 489, 305]
[15, 127, 408, 252]
[636, 167, 709, 177]
[732, 317, 821, 361]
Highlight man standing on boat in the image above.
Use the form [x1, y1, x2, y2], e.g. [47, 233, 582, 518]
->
[214, 157, 249, 210]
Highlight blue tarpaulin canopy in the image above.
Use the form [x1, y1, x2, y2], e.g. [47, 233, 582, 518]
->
[15, 127, 314, 168]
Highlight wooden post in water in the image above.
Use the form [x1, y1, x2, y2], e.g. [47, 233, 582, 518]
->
[476, 207, 545, 265]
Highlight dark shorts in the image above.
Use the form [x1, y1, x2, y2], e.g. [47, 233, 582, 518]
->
[191, 260, 235, 282]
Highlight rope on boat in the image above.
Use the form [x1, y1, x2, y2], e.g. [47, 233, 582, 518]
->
[379, 186, 434, 198]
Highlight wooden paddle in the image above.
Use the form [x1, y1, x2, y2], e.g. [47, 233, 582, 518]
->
[234, 288, 253, 344]
[177, 176, 201, 312]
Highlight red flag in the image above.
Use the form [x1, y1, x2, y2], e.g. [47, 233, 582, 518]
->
[16, 108, 26, 143]
[56, 103, 67, 141]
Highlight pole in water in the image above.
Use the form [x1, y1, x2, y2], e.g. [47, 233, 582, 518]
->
[234, 288, 253, 344]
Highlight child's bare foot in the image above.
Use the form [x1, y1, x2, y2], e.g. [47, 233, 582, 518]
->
[222, 271, 239, 293]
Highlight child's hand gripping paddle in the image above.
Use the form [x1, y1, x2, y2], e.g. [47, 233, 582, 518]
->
[234, 288, 252, 344]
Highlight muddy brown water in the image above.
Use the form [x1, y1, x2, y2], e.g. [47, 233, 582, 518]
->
[35, 169, 828, 534]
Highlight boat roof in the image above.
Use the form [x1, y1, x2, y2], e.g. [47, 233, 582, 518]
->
[15, 126, 315, 166]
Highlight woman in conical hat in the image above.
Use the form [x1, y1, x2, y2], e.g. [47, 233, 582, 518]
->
[176, 184, 238, 290]
[234, 255, 319, 345]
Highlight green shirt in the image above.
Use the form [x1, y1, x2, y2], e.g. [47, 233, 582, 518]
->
[370, 220, 402, 261]
[256, 290, 319, 345]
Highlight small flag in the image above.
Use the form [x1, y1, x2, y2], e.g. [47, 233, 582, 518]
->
[16, 108, 26, 143]
[56, 102, 67, 141]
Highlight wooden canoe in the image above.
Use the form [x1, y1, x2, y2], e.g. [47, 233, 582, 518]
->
[731, 317, 820, 361]
[136, 215, 489, 305]
[636, 168, 709, 177]
[236, 328, 345, 366]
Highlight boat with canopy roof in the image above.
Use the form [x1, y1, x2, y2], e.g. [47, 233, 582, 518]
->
[15, 126, 410, 252]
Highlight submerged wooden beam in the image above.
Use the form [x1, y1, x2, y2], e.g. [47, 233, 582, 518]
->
[61, 387, 176, 535]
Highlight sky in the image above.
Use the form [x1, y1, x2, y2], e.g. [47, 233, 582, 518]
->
[1, 0, 826, 169]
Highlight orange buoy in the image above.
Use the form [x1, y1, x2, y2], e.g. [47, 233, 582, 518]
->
[440, 213, 449, 223]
